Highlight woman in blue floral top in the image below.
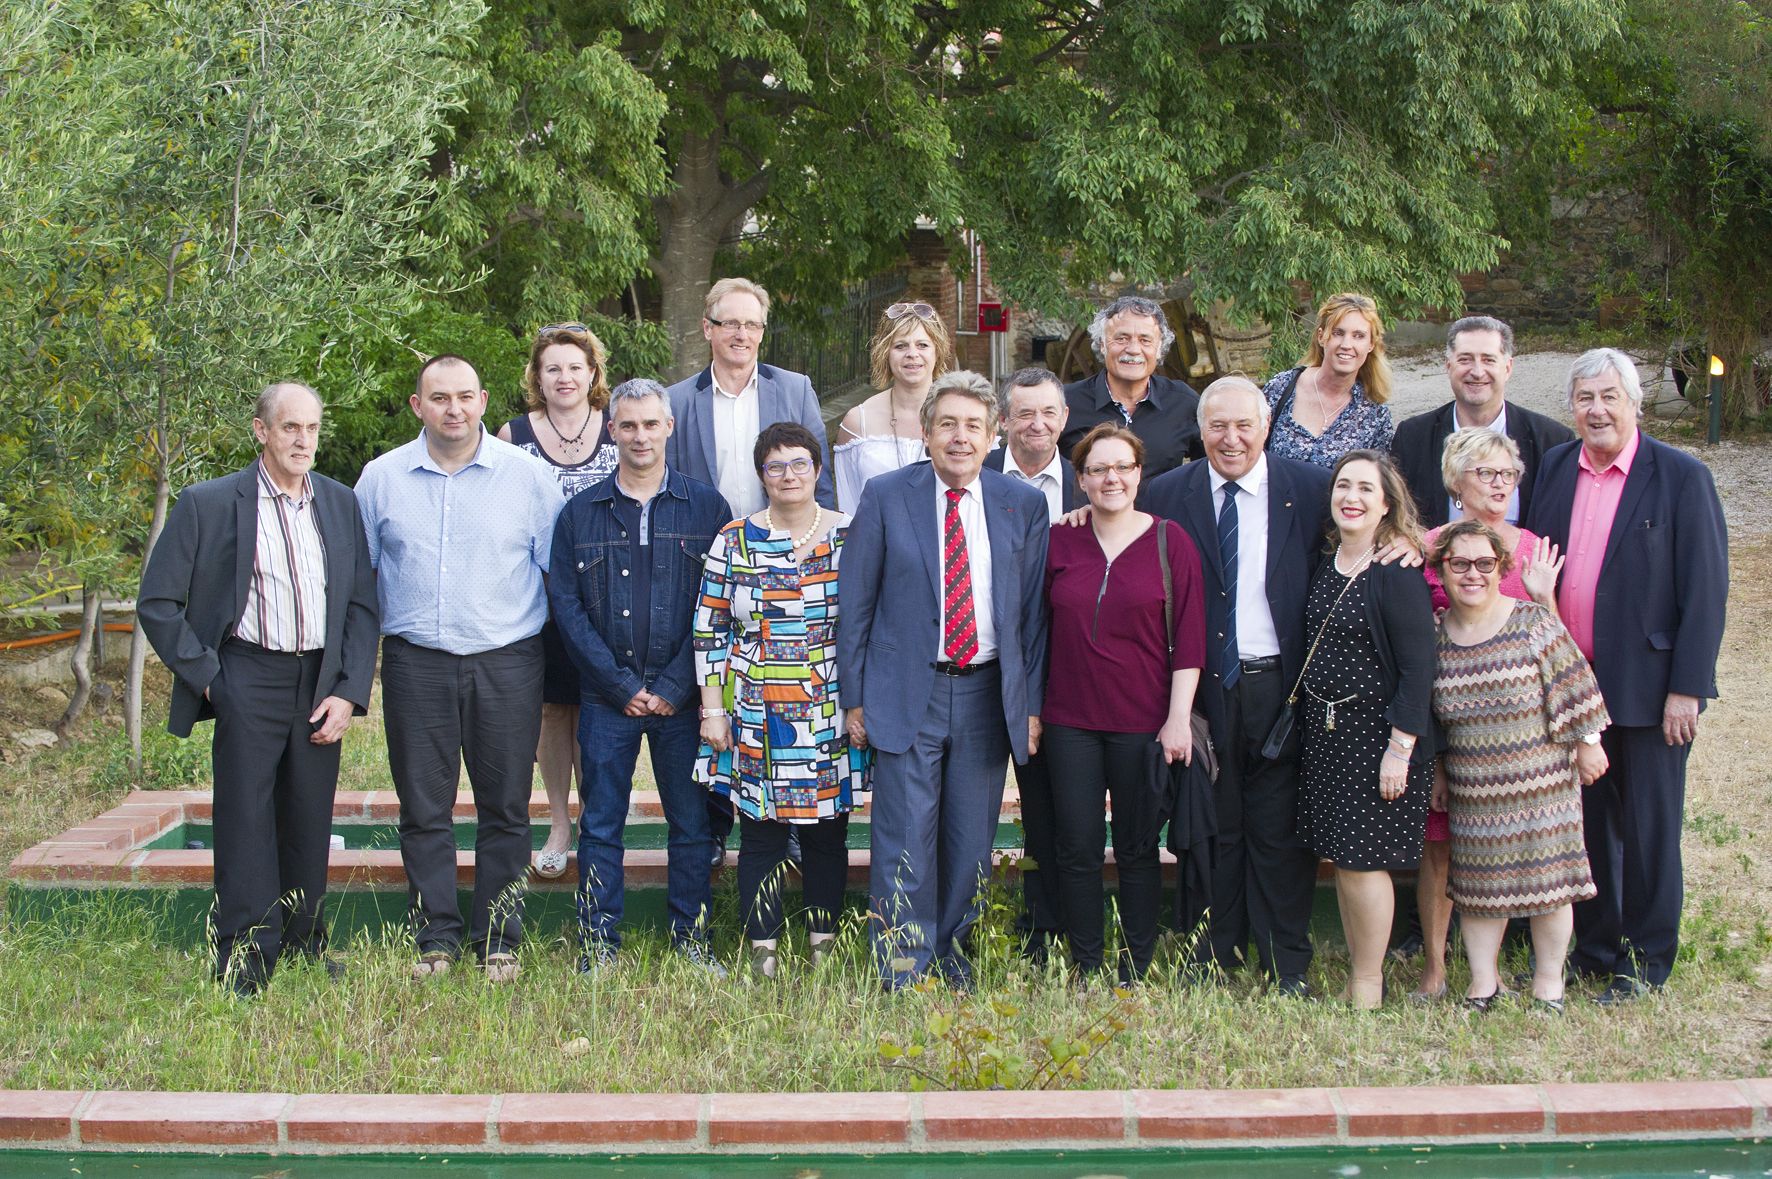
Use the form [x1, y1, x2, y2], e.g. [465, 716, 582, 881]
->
[1262, 293, 1395, 467]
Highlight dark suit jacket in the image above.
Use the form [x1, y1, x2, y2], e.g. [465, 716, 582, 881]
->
[663, 363, 836, 507]
[836, 462, 1050, 763]
[138, 462, 380, 737]
[1525, 432, 1728, 727]
[1390, 400, 1574, 528]
[982, 448, 1086, 515]
[1141, 455, 1330, 744]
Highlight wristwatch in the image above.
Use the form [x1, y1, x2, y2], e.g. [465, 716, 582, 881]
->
[1579, 732, 1601, 746]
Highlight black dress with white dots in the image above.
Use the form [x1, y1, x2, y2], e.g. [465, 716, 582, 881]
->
[1295, 564, 1430, 871]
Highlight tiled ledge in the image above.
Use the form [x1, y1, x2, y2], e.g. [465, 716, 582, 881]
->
[0, 1080, 1765, 1154]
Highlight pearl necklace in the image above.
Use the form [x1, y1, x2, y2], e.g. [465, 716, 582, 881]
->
[765, 505, 823, 549]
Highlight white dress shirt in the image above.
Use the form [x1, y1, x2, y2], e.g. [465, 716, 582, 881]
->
[710, 364, 763, 517]
[1208, 454, 1280, 659]
[934, 474, 997, 663]
[1001, 448, 1064, 525]
[1449, 401, 1520, 523]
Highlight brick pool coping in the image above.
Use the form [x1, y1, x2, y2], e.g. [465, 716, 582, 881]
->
[12, 789, 1281, 891]
[0, 1079, 1765, 1154]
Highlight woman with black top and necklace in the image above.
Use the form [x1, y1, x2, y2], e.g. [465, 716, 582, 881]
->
[498, 323, 620, 878]
[1295, 449, 1436, 1009]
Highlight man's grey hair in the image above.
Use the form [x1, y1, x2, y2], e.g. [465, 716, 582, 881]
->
[998, 365, 1064, 414]
[1564, 348, 1644, 410]
[1087, 295, 1176, 361]
[921, 370, 1000, 436]
[1195, 375, 1270, 429]
[609, 377, 673, 417]
[1446, 315, 1515, 358]
[253, 381, 321, 423]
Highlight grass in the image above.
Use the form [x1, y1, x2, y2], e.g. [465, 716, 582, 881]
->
[0, 544, 1768, 1093]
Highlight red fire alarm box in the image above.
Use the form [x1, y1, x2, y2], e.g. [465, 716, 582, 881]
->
[978, 302, 1007, 333]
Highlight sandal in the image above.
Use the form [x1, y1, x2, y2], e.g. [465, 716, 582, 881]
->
[532, 847, 569, 879]
[808, 935, 836, 970]
[410, 950, 454, 981]
[748, 943, 778, 980]
[1463, 988, 1507, 1012]
[1407, 982, 1449, 1005]
[1531, 996, 1566, 1016]
[482, 952, 521, 984]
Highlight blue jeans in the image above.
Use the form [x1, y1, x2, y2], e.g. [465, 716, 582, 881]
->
[576, 698, 710, 947]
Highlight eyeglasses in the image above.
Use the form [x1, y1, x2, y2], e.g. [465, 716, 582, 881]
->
[1082, 461, 1139, 478]
[1469, 466, 1521, 486]
[762, 457, 815, 479]
[536, 322, 589, 336]
[1442, 556, 1501, 575]
[885, 302, 938, 322]
[707, 316, 766, 334]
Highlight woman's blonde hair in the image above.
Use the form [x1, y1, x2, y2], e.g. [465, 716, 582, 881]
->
[1302, 292, 1392, 405]
[868, 309, 956, 391]
[1438, 428, 1522, 496]
[522, 324, 610, 412]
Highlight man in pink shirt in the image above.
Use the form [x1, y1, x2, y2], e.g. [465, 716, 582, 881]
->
[1526, 348, 1728, 1005]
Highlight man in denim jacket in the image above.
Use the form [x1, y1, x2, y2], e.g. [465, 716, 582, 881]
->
[549, 378, 733, 976]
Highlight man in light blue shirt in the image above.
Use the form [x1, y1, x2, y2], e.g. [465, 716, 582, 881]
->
[355, 354, 563, 983]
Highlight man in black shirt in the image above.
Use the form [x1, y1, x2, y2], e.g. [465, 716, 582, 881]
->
[1058, 295, 1202, 493]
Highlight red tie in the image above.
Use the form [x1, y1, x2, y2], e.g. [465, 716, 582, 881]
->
[942, 488, 979, 667]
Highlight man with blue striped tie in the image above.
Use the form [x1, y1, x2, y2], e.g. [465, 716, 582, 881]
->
[1141, 376, 1331, 995]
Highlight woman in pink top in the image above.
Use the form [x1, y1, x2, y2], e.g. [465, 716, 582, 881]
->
[1411, 428, 1561, 1001]
[1043, 424, 1205, 984]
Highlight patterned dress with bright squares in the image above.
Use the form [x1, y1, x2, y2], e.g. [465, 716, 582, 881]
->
[692, 515, 871, 821]
[1432, 600, 1606, 917]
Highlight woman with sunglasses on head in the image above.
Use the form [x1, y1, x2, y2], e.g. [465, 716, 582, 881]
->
[693, 422, 870, 979]
[1263, 293, 1396, 468]
[832, 302, 956, 510]
[1042, 423, 1204, 984]
[497, 323, 621, 878]
[1408, 428, 1562, 1000]
[1430, 519, 1606, 1013]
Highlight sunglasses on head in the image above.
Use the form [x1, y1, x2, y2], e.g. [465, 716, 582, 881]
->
[537, 322, 590, 337]
[885, 302, 938, 322]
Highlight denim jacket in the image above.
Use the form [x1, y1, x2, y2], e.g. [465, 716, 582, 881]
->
[548, 467, 732, 711]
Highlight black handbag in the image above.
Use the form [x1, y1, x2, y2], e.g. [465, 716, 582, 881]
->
[1262, 551, 1371, 760]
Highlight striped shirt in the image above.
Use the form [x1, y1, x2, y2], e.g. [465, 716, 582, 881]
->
[235, 460, 328, 652]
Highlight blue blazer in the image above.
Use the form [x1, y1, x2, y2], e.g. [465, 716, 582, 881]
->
[836, 462, 1050, 763]
[1525, 432, 1728, 727]
[663, 363, 836, 508]
[1141, 455, 1330, 743]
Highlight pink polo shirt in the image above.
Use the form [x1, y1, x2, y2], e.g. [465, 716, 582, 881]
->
[1557, 428, 1641, 660]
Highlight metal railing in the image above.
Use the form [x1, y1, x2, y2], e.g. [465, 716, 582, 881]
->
[762, 273, 908, 404]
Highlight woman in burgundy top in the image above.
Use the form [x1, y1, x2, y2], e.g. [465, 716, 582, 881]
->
[1043, 424, 1205, 983]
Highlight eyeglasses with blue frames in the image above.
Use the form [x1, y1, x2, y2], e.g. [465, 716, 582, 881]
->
[761, 457, 816, 479]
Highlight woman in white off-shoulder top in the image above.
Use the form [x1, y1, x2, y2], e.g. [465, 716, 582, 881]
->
[832, 302, 956, 509]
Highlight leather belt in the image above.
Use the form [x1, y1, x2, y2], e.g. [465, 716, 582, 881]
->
[932, 659, 998, 677]
[1240, 656, 1280, 673]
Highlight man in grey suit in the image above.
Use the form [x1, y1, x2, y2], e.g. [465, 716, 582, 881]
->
[138, 382, 379, 995]
[838, 370, 1051, 990]
[664, 276, 836, 511]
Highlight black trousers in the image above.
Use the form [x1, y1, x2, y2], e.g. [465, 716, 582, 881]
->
[381, 634, 542, 959]
[736, 813, 850, 940]
[1013, 747, 1064, 945]
[1571, 723, 1690, 986]
[1204, 664, 1318, 980]
[1044, 724, 1163, 979]
[209, 639, 341, 984]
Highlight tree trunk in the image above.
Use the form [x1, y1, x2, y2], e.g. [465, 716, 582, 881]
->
[652, 128, 771, 382]
[126, 469, 173, 778]
[55, 583, 101, 740]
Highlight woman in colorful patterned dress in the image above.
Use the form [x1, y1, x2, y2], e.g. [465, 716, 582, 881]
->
[694, 421, 870, 978]
[1431, 519, 1608, 1013]
[1262, 293, 1395, 467]
[497, 323, 621, 879]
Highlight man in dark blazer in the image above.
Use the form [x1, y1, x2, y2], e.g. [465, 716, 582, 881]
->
[663, 276, 836, 511]
[1526, 348, 1728, 1004]
[839, 371, 1050, 990]
[1142, 376, 1331, 995]
[1057, 295, 1202, 494]
[1391, 315, 1572, 528]
[984, 366, 1082, 960]
[138, 382, 378, 995]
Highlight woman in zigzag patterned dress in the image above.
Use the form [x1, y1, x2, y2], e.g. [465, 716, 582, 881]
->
[1430, 519, 1609, 1014]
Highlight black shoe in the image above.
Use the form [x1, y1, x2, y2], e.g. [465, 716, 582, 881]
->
[314, 955, 346, 983]
[709, 838, 727, 871]
[1387, 932, 1425, 963]
[1274, 975, 1313, 1000]
[1463, 988, 1506, 1013]
[1594, 976, 1653, 1007]
[576, 940, 618, 974]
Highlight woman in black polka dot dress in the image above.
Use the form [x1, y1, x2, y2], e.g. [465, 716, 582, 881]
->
[1296, 450, 1437, 1009]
